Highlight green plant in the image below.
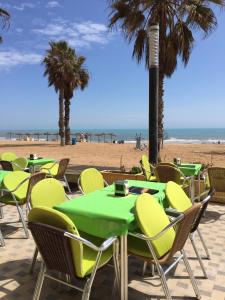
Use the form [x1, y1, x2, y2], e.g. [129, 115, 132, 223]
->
[130, 166, 142, 174]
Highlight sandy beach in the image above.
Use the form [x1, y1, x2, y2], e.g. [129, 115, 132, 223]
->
[0, 140, 225, 169]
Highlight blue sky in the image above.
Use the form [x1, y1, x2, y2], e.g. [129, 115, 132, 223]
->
[0, 0, 224, 130]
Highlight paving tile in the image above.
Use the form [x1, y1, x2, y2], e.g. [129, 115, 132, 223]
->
[0, 203, 225, 299]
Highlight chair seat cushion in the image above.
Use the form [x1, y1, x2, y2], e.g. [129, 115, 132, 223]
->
[0, 194, 25, 205]
[80, 232, 112, 277]
[128, 234, 152, 258]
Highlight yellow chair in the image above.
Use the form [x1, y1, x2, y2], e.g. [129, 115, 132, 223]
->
[0, 171, 30, 238]
[28, 207, 119, 300]
[166, 181, 212, 278]
[12, 157, 28, 171]
[78, 168, 108, 194]
[128, 193, 202, 300]
[29, 177, 70, 273]
[140, 154, 156, 181]
[40, 158, 71, 193]
[0, 152, 17, 161]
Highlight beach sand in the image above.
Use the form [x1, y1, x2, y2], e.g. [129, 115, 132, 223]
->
[0, 140, 225, 169]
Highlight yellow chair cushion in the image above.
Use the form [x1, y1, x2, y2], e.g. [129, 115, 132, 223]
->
[1, 171, 30, 204]
[0, 152, 17, 161]
[28, 207, 112, 278]
[135, 193, 175, 258]
[40, 163, 59, 176]
[30, 178, 65, 208]
[141, 155, 151, 181]
[80, 168, 104, 194]
[166, 181, 192, 212]
[12, 157, 28, 171]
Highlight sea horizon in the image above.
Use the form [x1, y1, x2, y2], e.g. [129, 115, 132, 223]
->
[1, 128, 225, 144]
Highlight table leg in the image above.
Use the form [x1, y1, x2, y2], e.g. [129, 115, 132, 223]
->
[190, 176, 195, 202]
[120, 235, 128, 300]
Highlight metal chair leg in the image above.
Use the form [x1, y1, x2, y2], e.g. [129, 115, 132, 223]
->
[33, 262, 46, 300]
[17, 205, 29, 238]
[142, 261, 148, 276]
[157, 264, 172, 300]
[182, 250, 201, 300]
[190, 235, 208, 278]
[64, 176, 71, 193]
[0, 205, 4, 219]
[197, 228, 210, 259]
[30, 247, 39, 273]
[0, 228, 5, 247]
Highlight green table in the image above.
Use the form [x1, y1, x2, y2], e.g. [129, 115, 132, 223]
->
[55, 180, 166, 238]
[178, 163, 202, 177]
[0, 170, 11, 185]
[28, 158, 55, 172]
[55, 180, 166, 300]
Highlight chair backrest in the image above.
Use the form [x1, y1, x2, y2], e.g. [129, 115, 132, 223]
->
[135, 193, 175, 258]
[55, 158, 70, 179]
[155, 164, 181, 184]
[168, 203, 201, 259]
[208, 167, 225, 192]
[140, 155, 152, 180]
[3, 171, 30, 203]
[166, 181, 192, 212]
[191, 190, 213, 233]
[40, 162, 59, 176]
[28, 207, 83, 278]
[0, 152, 17, 161]
[0, 160, 13, 171]
[26, 172, 46, 207]
[30, 178, 66, 208]
[12, 157, 28, 171]
[79, 168, 105, 194]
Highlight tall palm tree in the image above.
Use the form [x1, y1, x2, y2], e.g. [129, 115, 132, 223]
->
[43, 41, 89, 146]
[0, 7, 10, 43]
[43, 41, 68, 146]
[109, 0, 224, 158]
[64, 54, 89, 145]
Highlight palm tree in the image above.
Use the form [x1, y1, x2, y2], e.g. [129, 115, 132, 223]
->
[43, 41, 89, 146]
[109, 0, 224, 159]
[0, 7, 10, 43]
[63, 53, 89, 145]
[43, 41, 68, 146]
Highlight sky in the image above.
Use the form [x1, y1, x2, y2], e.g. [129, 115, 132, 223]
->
[0, 0, 224, 130]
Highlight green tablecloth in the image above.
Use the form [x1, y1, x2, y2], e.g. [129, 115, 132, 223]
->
[27, 158, 55, 166]
[54, 180, 166, 238]
[178, 163, 202, 176]
[0, 170, 11, 185]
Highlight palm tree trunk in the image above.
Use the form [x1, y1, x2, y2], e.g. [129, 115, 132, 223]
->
[64, 99, 71, 145]
[59, 90, 65, 146]
[158, 14, 166, 157]
[158, 69, 164, 151]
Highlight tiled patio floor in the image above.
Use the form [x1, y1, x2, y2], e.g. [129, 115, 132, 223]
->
[0, 202, 225, 300]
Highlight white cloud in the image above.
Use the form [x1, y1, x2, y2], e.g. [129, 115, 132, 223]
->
[13, 2, 36, 11]
[0, 50, 42, 67]
[46, 1, 60, 8]
[32, 20, 112, 48]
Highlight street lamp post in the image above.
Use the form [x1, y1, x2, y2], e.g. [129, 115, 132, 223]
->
[148, 24, 159, 164]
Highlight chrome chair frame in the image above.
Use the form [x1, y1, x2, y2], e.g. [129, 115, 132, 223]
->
[166, 194, 212, 278]
[130, 213, 201, 300]
[31, 226, 120, 300]
[41, 161, 72, 193]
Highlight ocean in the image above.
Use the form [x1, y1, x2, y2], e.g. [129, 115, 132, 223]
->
[1, 128, 225, 144]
